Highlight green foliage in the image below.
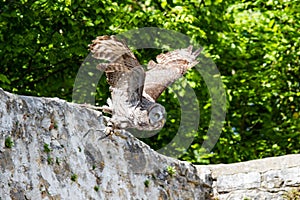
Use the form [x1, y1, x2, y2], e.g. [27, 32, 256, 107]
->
[47, 156, 53, 165]
[1, 0, 299, 164]
[166, 166, 176, 177]
[43, 143, 51, 153]
[43, 143, 52, 164]
[207, 0, 300, 164]
[144, 179, 150, 188]
[94, 185, 100, 192]
[5, 137, 14, 148]
[70, 174, 78, 182]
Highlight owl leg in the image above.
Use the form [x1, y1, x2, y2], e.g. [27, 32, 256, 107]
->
[80, 103, 112, 114]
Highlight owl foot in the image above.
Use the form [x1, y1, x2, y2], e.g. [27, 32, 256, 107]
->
[104, 118, 114, 135]
[102, 117, 126, 139]
[96, 117, 113, 140]
[104, 126, 114, 136]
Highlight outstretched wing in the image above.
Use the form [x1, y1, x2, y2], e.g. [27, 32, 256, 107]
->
[89, 35, 145, 105]
[144, 46, 202, 101]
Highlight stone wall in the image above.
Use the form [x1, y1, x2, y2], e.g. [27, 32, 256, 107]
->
[0, 88, 300, 200]
[198, 154, 300, 199]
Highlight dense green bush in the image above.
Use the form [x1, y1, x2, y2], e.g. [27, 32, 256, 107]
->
[1, 0, 299, 164]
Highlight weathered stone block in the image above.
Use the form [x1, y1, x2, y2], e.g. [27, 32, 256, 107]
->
[216, 172, 261, 192]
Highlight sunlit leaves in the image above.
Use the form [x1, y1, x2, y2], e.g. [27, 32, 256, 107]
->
[213, 0, 300, 164]
[0, 0, 299, 164]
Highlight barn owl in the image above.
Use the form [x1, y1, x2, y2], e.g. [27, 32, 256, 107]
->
[89, 35, 201, 131]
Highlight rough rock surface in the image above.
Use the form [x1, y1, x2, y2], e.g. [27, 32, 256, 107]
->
[0, 88, 208, 200]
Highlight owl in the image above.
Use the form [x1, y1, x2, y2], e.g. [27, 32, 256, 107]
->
[89, 35, 202, 131]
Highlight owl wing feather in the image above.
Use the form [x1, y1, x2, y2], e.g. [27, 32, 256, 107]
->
[89, 35, 145, 105]
[144, 46, 202, 100]
[89, 35, 202, 105]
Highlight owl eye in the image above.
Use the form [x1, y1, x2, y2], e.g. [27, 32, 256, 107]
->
[153, 113, 161, 120]
[149, 111, 162, 123]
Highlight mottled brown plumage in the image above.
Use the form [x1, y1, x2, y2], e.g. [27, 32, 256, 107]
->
[89, 35, 202, 131]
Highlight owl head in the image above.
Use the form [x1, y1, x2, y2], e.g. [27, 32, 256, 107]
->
[129, 102, 166, 131]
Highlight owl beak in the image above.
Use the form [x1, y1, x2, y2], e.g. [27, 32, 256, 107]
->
[160, 118, 166, 127]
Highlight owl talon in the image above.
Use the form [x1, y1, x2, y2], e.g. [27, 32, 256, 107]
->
[97, 126, 113, 140]
[103, 117, 115, 135]
[104, 126, 114, 135]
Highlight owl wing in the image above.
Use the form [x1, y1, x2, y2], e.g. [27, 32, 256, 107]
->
[89, 35, 145, 105]
[144, 46, 202, 101]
